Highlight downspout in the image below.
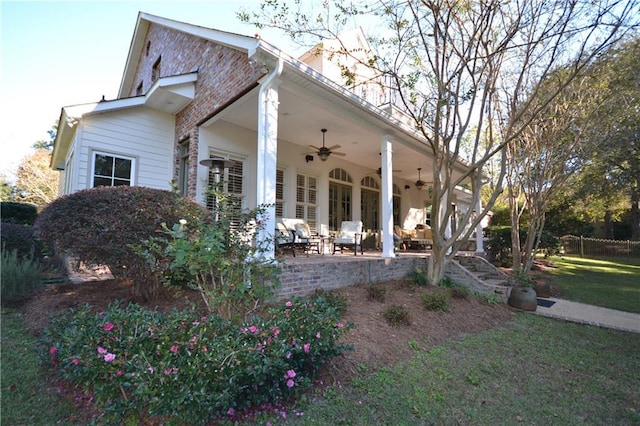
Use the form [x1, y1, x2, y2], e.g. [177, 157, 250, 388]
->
[256, 58, 284, 261]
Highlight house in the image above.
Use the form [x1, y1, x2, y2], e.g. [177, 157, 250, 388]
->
[51, 12, 485, 260]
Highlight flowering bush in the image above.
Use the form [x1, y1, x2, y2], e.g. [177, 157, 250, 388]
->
[134, 204, 280, 322]
[40, 296, 352, 423]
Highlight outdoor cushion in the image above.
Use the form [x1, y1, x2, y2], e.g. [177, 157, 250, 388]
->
[295, 223, 313, 239]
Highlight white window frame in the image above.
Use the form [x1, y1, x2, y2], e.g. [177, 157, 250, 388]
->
[90, 150, 136, 188]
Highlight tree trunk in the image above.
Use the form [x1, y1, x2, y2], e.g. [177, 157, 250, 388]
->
[631, 191, 640, 241]
[427, 250, 447, 286]
[604, 209, 614, 239]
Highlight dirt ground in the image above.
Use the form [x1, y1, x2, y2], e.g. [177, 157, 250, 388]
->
[21, 276, 514, 383]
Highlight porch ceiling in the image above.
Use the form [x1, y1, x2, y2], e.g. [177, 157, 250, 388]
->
[208, 74, 471, 187]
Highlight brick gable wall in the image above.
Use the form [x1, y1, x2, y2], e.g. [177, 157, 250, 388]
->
[128, 23, 265, 197]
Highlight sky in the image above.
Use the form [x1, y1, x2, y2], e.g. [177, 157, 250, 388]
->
[0, 0, 302, 182]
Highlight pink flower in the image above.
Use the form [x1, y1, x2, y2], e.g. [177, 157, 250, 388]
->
[285, 369, 296, 379]
[164, 368, 172, 375]
[170, 344, 179, 353]
[71, 358, 80, 365]
[248, 325, 258, 333]
[49, 347, 57, 355]
[104, 353, 116, 362]
[148, 366, 155, 373]
[272, 327, 280, 338]
[103, 322, 114, 332]
[227, 407, 235, 417]
[303, 343, 310, 353]
[286, 379, 295, 388]
[337, 322, 345, 328]
[97, 346, 107, 355]
[116, 370, 125, 376]
[316, 332, 321, 339]
[285, 351, 292, 359]
[285, 301, 293, 307]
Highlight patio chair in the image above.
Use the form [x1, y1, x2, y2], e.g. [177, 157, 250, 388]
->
[333, 220, 363, 255]
[275, 221, 296, 257]
[293, 222, 323, 256]
[280, 218, 322, 256]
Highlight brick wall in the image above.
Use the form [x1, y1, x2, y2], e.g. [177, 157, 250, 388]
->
[128, 23, 265, 198]
[277, 256, 429, 298]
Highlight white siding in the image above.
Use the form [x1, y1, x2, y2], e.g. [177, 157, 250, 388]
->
[73, 108, 175, 192]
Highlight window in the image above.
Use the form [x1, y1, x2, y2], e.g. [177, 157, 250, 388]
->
[295, 173, 318, 231]
[152, 56, 161, 82]
[360, 176, 380, 231]
[178, 140, 189, 196]
[393, 184, 402, 226]
[205, 155, 244, 229]
[276, 168, 285, 217]
[92, 152, 134, 187]
[329, 168, 353, 231]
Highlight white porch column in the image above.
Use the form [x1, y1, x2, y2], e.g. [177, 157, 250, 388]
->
[475, 192, 485, 253]
[380, 134, 395, 258]
[256, 60, 283, 260]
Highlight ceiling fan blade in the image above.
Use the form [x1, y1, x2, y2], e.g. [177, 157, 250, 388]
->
[308, 145, 322, 151]
[332, 151, 346, 157]
[327, 145, 341, 150]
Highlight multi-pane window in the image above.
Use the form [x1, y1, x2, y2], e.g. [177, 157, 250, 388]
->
[360, 176, 380, 231]
[329, 168, 353, 231]
[276, 168, 285, 217]
[295, 173, 318, 231]
[92, 152, 134, 187]
[393, 184, 402, 226]
[205, 155, 244, 229]
[178, 140, 189, 196]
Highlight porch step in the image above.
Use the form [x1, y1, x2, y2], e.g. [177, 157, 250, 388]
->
[447, 255, 511, 303]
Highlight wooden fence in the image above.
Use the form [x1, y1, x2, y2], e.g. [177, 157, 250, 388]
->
[560, 235, 640, 258]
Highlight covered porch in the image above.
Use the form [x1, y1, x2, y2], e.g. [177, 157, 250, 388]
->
[195, 46, 486, 261]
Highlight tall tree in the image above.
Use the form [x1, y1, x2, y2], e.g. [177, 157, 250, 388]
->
[574, 38, 640, 240]
[241, 0, 639, 282]
[15, 149, 59, 208]
[32, 122, 58, 151]
[507, 66, 605, 272]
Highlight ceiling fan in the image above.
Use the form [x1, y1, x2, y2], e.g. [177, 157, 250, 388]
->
[306, 128, 346, 161]
[415, 167, 427, 189]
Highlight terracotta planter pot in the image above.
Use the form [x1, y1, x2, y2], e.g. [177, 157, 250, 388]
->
[534, 279, 551, 298]
[508, 287, 538, 311]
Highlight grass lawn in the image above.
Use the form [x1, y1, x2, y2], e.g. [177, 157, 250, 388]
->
[258, 314, 640, 425]
[2, 256, 639, 425]
[546, 256, 640, 314]
[0, 308, 77, 425]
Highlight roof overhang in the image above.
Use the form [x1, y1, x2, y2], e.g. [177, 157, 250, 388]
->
[51, 73, 197, 170]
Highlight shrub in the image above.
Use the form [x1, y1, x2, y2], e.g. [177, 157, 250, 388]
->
[449, 285, 470, 300]
[422, 291, 450, 312]
[34, 186, 211, 300]
[133, 204, 279, 320]
[311, 289, 348, 315]
[1, 222, 42, 259]
[383, 304, 411, 326]
[366, 284, 387, 302]
[408, 267, 428, 286]
[1, 201, 38, 225]
[1, 249, 42, 304]
[438, 276, 456, 289]
[40, 297, 352, 423]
